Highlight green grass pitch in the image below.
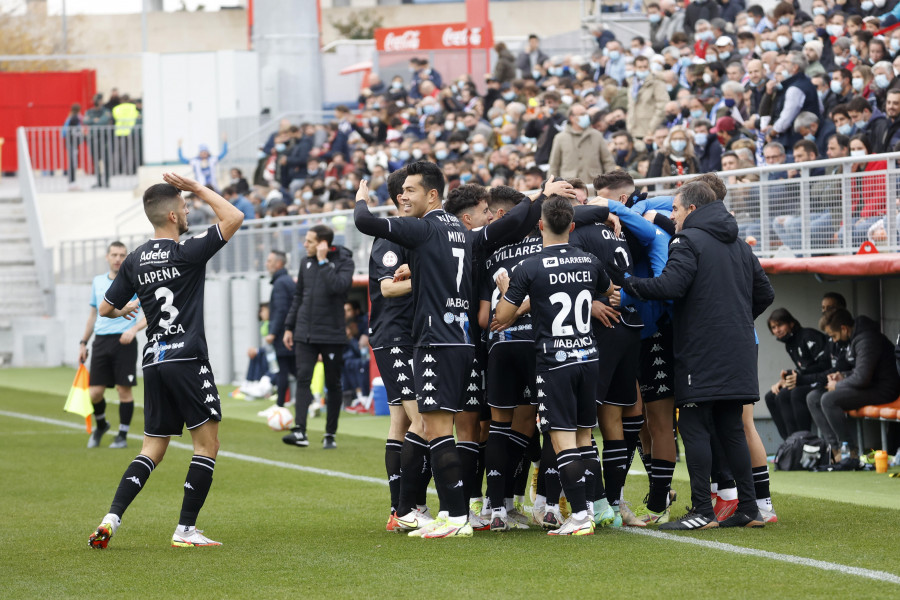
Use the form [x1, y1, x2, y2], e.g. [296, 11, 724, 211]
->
[1, 368, 899, 599]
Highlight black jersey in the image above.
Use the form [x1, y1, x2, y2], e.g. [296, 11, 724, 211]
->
[368, 237, 413, 349]
[482, 233, 543, 349]
[504, 243, 611, 370]
[569, 221, 643, 329]
[355, 204, 473, 347]
[104, 224, 227, 368]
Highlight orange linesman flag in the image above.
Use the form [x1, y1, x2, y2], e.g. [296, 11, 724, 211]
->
[64, 364, 94, 433]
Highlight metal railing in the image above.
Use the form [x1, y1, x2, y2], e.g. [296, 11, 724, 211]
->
[632, 151, 900, 258]
[21, 125, 143, 193]
[16, 127, 55, 314]
[56, 205, 395, 285]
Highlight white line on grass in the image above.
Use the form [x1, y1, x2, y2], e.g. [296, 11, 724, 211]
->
[3, 409, 899, 586]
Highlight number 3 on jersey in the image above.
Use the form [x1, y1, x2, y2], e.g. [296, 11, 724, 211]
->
[550, 290, 592, 336]
[155, 286, 180, 329]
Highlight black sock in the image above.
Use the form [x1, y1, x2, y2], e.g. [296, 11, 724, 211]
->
[513, 450, 530, 496]
[541, 433, 561, 503]
[556, 450, 587, 514]
[485, 421, 511, 511]
[622, 415, 645, 473]
[752, 465, 770, 502]
[385, 439, 403, 513]
[429, 435, 467, 518]
[109, 454, 155, 518]
[602, 439, 628, 507]
[398, 432, 429, 515]
[648, 459, 676, 513]
[579, 445, 599, 502]
[118, 402, 134, 433]
[457, 440, 480, 502]
[476, 441, 487, 498]
[644, 452, 653, 487]
[94, 398, 108, 428]
[178, 456, 215, 528]
[417, 448, 432, 507]
[504, 430, 530, 500]
[591, 436, 606, 500]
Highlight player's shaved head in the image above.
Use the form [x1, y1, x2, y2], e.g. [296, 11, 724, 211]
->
[143, 183, 182, 228]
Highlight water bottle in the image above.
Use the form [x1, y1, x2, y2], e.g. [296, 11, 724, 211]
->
[266, 346, 279, 375]
[840, 442, 850, 462]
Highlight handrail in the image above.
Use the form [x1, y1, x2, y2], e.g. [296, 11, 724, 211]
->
[16, 127, 55, 315]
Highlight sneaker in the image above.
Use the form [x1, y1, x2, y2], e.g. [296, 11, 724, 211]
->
[88, 514, 120, 549]
[513, 498, 525, 515]
[109, 432, 128, 449]
[548, 514, 595, 536]
[640, 506, 671, 525]
[171, 526, 223, 547]
[322, 435, 337, 450]
[619, 501, 647, 527]
[608, 506, 624, 528]
[490, 512, 510, 532]
[423, 519, 473, 539]
[593, 500, 616, 528]
[396, 507, 434, 532]
[87, 421, 110, 449]
[659, 507, 719, 531]
[385, 511, 400, 532]
[282, 428, 309, 447]
[759, 507, 778, 524]
[507, 508, 531, 529]
[469, 498, 484, 516]
[469, 511, 490, 531]
[409, 512, 446, 537]
[531, 504, 546, 527]
[542, 505, 563, 530]
[719, 511, 765, 528]
[714, 497, 739, 521]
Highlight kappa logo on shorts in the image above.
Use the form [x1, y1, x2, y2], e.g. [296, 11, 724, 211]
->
[654, 371, 666, 380]
[467, 397, 479, 405]
[536, 376, 545, 384]
[577, 476, 586, 483]
[657, 384, 671, 394]
[538, 403, 547, 411]
[537, 389, 546, 398]
[393, 360, 406, 368]
[651, 344, 663, 352]
[423, 397, 437, 405]
[470, 370, 478, 377]
[423, 354, 436, 363]
[390, 347, 402, 354]
[401, 387, 413, 396]
[523, 388, 532, 398]
[396, 373, 409, 382]
[423, 383, 436, 391]
[652, 357, 666, 366]
[201, 380, 212, 389]
[585, 468, 593, 477]
[205, 394, 217, 404]
[487, 470, 501, 477]
[545, 467, 558, 475]
[128, 476, 141, 487]
[467, 383, 479, 391]
[423, 368, 435, 377]
[199, 365, 210, 375]
[209, 407, 219, 416]
[540, 416, 549, 427]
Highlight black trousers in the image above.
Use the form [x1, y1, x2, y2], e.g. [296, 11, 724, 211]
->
[678, 400, 756, 519]
[275, 354, 296, 407]
[293, 341, 344, 436]
[764, 384, 814, 440]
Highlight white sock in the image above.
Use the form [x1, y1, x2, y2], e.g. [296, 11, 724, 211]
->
[587, 500, 594, 515]
[492, 506, 507, 518]
[572, 510, 588, 520]
[710, 483, 719, 495]
[447, 515, 467, 525]
[756, 497, 773, 511]
[505, 497, 514, 511]
[718, 487, 738, 501]
[533, 495, 547, 510]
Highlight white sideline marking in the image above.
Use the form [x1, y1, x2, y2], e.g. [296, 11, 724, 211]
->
[626, 528, 900, 586]
[3, 409, 899, 585]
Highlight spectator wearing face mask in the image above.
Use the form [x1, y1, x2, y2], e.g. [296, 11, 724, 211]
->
[654, 0, 686, 53]
[548, 103, 616, 181]
[600, 41, 627, 85]
[692, 19, 715, 59]
[692, 118, 722, 173]
[647, 126, 699, 180]
[626, 55, 669, 145]
[685, 0, 719, 41]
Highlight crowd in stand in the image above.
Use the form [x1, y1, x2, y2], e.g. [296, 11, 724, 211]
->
[219, 0, 900, 253]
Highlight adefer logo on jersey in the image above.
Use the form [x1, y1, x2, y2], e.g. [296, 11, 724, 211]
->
[382, 251, 398, 268]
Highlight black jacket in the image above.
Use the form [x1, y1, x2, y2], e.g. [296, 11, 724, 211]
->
[524, 111, 568, 166]
[285, 245, 354, 345]
[837, 315, 900, 399]
[624, 201, 774, 405]
[269, 267, 297, 357]
[777, 326, 831, 386]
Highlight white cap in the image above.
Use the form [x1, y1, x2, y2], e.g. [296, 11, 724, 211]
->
[715, 36, 732, 47]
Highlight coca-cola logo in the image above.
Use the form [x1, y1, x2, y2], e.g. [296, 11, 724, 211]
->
[441, 26, 482, 48]
[384, 30, 420, 52]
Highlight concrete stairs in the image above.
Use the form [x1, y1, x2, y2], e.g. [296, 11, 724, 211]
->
[0, 196, 48, 334]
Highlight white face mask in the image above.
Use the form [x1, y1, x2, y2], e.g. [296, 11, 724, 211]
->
[850, 149, 866, 157]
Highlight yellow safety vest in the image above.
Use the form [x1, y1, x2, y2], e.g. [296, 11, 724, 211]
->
[112, 103, 138, 137]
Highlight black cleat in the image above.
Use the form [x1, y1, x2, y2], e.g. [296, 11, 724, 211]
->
[322, 435, 337, 450]
[658, 507, 719, 531]
[282, 428, 309, 447]
[719, 511, 765, 528]
[87, 422, 110, 449]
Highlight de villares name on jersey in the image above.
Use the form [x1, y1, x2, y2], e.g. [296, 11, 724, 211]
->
[503, 244, 611, 370]
[483, 234, 543, 348]
[104, 224, 227, 367]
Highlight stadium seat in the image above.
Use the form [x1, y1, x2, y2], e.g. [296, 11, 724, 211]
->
[846, 396, 900, 453]
[880, 408, 898, 420]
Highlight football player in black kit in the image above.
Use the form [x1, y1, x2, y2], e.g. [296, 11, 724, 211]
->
[369, 167, 433, 532]
[496, 195, 614, 536]
[88, 172, 244, 549]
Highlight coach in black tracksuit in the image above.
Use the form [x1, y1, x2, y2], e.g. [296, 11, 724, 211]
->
[763, 308, 831, 440]
[283, 224, 354, 449]
[266, 251, 296, 408]
[624, 181, 774, 529]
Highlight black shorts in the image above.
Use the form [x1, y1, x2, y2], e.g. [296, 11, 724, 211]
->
[487, 343, 537, 410]
[463, 345, 486, 413]
[595, 323, 642, 407]
[142, 359, 222, 437]
[373, 346, 415, 406]
[413, 346, 474, 414]
[89, 334, 138, 388]
[638, 317, 675, 403]
[536, 363, 598, 433]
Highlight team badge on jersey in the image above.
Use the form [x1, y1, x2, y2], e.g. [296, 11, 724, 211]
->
[382, 251, 398, 267]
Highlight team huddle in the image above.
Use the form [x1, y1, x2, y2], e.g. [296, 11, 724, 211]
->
[356, 161, 775, 537]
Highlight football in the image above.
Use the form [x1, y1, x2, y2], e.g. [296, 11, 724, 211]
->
[266, 406, 294, 431]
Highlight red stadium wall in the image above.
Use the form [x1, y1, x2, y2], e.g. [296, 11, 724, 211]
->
[0, 70, 97, 173]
